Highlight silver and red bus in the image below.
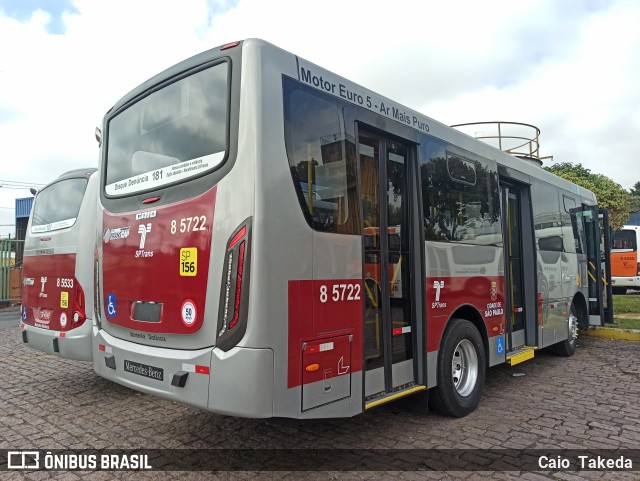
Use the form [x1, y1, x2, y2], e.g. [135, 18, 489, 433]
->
[93, 39, 610, 418]
[21, 168, 97, 361]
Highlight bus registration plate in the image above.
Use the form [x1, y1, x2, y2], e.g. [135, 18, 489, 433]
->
[123, 359, 164, 381]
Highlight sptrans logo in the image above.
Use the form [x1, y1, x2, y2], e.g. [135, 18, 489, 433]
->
[136, 223, 153, 258]
[39, 277, 48, 298]
[137, 224, 151, 249]
[431, 280, 446, 309]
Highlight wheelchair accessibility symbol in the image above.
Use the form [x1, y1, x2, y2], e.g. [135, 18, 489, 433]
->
[496, 335, 505, 356]
[106, 294, 117, 317]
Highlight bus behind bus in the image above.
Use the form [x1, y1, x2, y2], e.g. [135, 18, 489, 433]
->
[21, 169, 97, 361]
[611, 225, 640, 294]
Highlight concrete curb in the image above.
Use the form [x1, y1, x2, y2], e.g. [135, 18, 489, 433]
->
[579, 327, 640, 341]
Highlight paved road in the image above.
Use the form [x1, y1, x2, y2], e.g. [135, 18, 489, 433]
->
[1, 310, 640, 480]
[0, 307, 20, 328]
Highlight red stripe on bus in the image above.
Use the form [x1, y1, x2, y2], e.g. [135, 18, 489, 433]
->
[426, 276, 505, 352]
[288, 275, 506, 388]
[288, 279, 363, 389]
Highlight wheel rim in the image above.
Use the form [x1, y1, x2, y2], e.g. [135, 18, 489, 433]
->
[568, 310, 578, 344]
[451, 339, 478, 397]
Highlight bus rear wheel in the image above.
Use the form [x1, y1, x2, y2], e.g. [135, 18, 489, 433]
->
[430, 319, 486, 417]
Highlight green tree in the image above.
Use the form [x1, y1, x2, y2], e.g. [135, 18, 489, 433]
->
[544, 162, 631, 229]
[629, 182, 640, 214]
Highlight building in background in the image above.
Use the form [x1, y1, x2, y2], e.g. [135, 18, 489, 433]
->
[627, 212, 640, 226]
[14, 196, 33, 266]
[0, 197, 32, 305]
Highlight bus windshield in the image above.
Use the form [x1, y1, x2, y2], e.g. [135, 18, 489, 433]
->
[105, 61, 229, 196]
[31, 177, 88, 233]
[613, 229, 637, 250]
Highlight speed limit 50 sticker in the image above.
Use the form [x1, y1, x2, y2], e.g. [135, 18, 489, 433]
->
[181, 299, 197, 327]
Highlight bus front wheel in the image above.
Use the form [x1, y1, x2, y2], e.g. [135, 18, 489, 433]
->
[430, 319, 486, 417]
[551, 303, 578, 357]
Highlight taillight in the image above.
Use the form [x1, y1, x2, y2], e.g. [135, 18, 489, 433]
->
[94, 246, 101, 322]
[72, 281, 87, 329]
[217, 219, 252, 351]
[229, 241, 245, 329]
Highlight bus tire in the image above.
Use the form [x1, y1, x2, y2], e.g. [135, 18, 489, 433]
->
[551, 303, 578, 357]
[612, 287, 626, 295]
[429, 319, 486, 417]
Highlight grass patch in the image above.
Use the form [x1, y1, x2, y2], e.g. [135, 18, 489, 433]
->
[610, 294, 640, 329]
[610, 318, 640, 330]
[612, 294, 640, 315]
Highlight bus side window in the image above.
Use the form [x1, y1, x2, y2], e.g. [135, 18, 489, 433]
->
[419, 138, 501, 245]
[283, 80, 360, 234]
[532, 184, 563, 256]
[562, 195, 583, 254]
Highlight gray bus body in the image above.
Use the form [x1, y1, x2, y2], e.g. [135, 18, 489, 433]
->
[93, 39, 605, 418]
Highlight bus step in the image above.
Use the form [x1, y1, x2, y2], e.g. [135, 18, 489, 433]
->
[365, 385, 426, 410]
[506, 346, 536, 366]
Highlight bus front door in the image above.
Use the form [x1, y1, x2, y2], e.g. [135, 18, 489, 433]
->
[500, 181, 537, 357]
[575, 205, 613, 326]
[358, 128, 419, 405]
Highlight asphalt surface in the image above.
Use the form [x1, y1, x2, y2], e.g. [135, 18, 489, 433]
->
[1, 308, 640, 480]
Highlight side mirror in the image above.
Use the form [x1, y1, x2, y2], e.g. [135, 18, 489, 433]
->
[30, 188, 38, 196]
[95, 127, 102, 146]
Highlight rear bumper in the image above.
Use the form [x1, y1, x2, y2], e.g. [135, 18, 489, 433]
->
[612, 276, 640, 289]
[93, 327, 274, 417]
[20, 321, 93, 361]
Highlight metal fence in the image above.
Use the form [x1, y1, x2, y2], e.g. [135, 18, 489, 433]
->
[0, 238, 24, 305]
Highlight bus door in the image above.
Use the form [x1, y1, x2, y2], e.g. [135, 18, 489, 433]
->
[599, 208, 613, 324]
[500, 181, 537, 355]
[575, 205, 612, 326]
[358, 128, 418, 403]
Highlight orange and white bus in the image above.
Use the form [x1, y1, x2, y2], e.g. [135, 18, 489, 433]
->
[92, 39, 610, 418]
[21, 169, 97, 361]
[611, 225, 640, 294]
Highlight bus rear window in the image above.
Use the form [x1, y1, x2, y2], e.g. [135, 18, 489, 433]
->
[31, 178, 88, 233]
[105, 62, 229, 196]
[613, 230, 637, 250]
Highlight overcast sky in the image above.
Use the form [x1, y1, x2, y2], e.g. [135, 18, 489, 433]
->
[0, 0, 638, 237]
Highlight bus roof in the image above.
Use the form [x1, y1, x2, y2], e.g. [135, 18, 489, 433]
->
[104, 38, 597, 204]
